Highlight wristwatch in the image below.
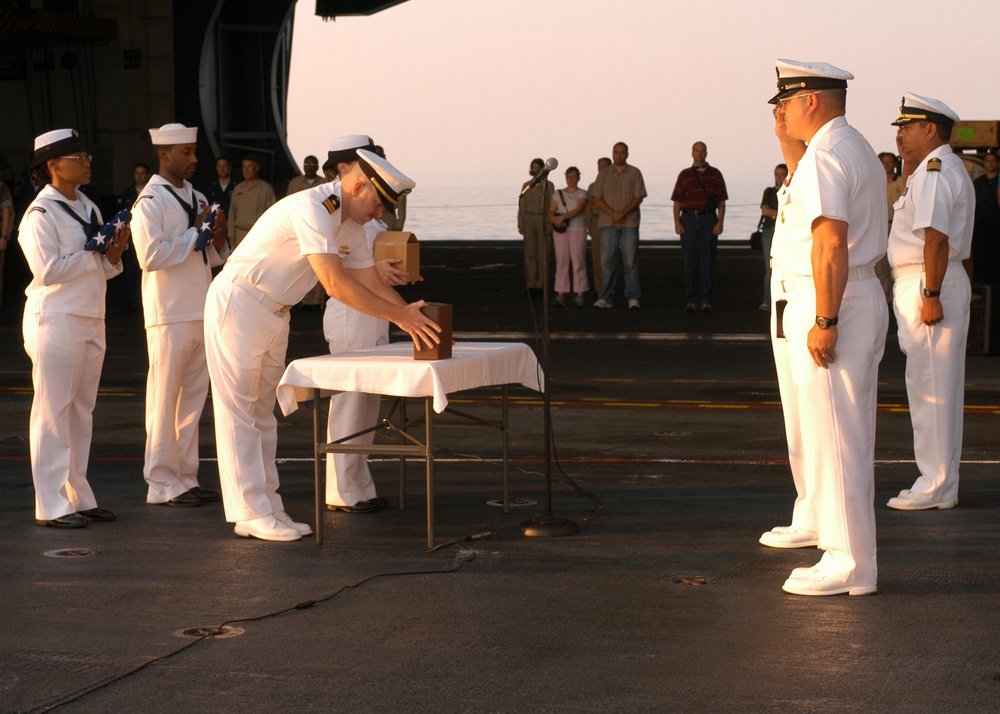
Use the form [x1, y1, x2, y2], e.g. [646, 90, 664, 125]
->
[922, 288, 941, 298]
[815, 315, 839, 330]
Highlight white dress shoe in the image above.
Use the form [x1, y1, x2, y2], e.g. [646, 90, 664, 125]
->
[781, 566, 876, 597]
[234, 514, 302, 542]
[274, 511, 313, 536]
[886, 489, 958, 511]
[758, 527, 819, 549]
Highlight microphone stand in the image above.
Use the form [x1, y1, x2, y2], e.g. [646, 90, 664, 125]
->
[522, 170, 579, 538]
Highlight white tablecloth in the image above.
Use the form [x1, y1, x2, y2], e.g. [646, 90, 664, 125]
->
[276, 341, 542, 415]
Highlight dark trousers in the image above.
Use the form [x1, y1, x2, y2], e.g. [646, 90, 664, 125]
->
[680, 212, 719, 306]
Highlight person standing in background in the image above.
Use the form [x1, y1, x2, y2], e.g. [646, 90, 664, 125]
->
[971, 150, 1000, 284]
[288, 154, 329, 311]
[548, 166, 589, 306]
[227, 155, 275, 249]
[592, 142, 646, 309]
[758, 163, 788, 312]
[586, 157, 611, 292]
[518, 158, 553, 294]
[876, 151, 904, 298]
[672, 141, 728, 312]
[885, 93, 974, 512]
[116, 163, 150, 311]
[204, 156, 235, 215]
[0, 179, 13, 307]
[286, 155, 326, 195]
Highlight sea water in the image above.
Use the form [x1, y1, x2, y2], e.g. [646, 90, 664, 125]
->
[405, 182, 769, 243]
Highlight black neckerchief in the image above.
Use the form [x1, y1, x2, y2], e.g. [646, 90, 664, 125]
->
[160, 184, 198, 228]
[53, 200, 98, 242]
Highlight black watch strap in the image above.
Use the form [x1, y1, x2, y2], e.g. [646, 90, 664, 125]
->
[815, 315, 839, 329]
[923, 288, 941, 298]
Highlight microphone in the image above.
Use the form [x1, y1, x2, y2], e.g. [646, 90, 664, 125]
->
[519, 157, 558, 197]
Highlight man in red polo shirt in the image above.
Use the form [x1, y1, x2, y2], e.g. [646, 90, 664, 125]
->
[671, 142, 729, 312]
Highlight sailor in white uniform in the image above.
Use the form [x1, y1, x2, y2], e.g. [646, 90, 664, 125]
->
[131, 123, 230, 508]
[19, 129, 129, 528]
[204, 144, 440, 541]
[319, 136, 411, 514]
[886, 94, 974, 511]
[759, 60, 888, 596]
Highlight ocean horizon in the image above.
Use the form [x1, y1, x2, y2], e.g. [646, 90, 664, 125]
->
[404, 181, 768, 244]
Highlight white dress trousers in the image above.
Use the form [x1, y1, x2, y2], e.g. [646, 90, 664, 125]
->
[322, 298, 390, 506]
[143, 321, 210, 501]
[771, 271, 887, 585]
[892, 264, 970, 504]
[23, 312, 104, 520]
[204, 277, 290, 523]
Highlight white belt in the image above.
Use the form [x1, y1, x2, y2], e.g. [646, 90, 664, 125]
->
[891, 261, 962, 280]
[779, 266, 876, 293]
[229, 272, 293, 313]
[891, 264, 923, 280]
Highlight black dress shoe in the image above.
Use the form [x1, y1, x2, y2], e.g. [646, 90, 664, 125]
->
[35, 512, 88, 528]
[79, 508, 117, 522]
[326, 497, 389, 513]
[164, 490, 203, 507]
[189, 487, 219, 503]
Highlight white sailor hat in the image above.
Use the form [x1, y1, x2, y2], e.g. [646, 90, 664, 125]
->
[356, 148, 414, 209]
[149, 123, 198, 145]
[31, 128, 90, 169]
[891, 92, 959, 127]
[328, 134, 375, 166]
[769, 59, 854, 105]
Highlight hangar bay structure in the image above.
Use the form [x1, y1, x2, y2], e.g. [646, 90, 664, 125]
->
[0, 0, 406, 210]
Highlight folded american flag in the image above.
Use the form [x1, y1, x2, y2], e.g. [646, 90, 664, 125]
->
[86, 208, 131, 254]
[195, 203, 221, 252]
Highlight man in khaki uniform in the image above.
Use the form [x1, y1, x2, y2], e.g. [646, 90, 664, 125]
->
[586, 157, 611, 291]
[227, 155, 276, 248]
[286, 155, 327, 195]
[518, 158, 553, 292]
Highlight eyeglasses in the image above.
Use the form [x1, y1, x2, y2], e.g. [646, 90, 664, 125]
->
[776, 91, 824, 106]
[59, 154, 94, 163]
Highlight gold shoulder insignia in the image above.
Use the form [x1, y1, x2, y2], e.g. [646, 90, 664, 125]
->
[926, 158, 942, 172]
[322, 194, 341, 215]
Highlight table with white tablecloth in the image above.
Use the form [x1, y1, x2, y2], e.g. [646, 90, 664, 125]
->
[276, 342, 543, 546]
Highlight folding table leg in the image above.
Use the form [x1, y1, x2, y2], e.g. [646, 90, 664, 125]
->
[313, 388, 323, 544]
[425, 397, 434, 549]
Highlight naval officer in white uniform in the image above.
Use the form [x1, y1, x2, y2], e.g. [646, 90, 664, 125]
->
[204, 144, 440, 541]
[319, 135, 409, 514]
[20, 129, 128, 528]
[886, 94, 974, 511]
[760, 60, 888, 596]
[131, 123, 229, 508]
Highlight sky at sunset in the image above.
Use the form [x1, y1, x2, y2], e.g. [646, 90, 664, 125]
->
[287, 0, 999, 188]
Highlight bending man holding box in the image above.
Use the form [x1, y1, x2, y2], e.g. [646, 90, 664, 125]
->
[204, 137, 440, 542]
